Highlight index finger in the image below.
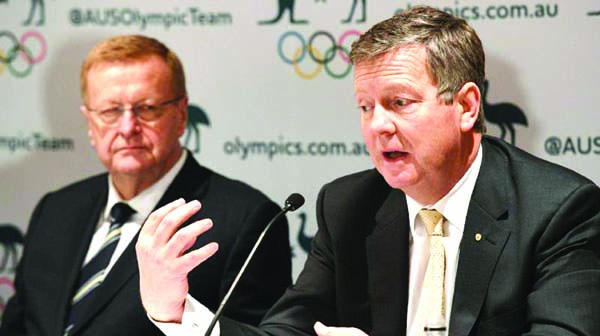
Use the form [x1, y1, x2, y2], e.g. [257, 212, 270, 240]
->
[153, 200, 202, 246]
[140, 198, 186, 236]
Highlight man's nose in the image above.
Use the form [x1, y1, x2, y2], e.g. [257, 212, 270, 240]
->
[117, 109, 141, 136]
[369, 105, 395, 134]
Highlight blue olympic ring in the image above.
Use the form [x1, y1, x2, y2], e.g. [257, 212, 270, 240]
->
[278, 31, 307, 65]
[277, 29, 362, 80]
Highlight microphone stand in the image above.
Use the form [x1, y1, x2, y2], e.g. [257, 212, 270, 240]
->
[204, 194, 304, 336]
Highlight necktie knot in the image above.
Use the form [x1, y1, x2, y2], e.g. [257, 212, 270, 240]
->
[418, 209, 445, 237]
[109, 202, 136, 226]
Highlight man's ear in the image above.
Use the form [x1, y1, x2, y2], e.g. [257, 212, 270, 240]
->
[80, 105, 96, 148]
[177, 96, 189, 137]
[456, 82, 481, 132]
[80, 105, 88, 117]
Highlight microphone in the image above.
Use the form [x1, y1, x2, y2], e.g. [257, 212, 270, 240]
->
[283, 193, 305, 212]
[204, 193, 305, 336]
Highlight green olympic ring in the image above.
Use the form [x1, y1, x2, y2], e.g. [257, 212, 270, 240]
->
[323, 45, 352, 79]
[6, 43, 34, 77]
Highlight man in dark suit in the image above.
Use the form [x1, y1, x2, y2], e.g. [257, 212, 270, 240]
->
[136, 6, 600, 336]
[0, 35, 292, 336]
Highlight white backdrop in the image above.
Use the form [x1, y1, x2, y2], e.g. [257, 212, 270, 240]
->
[1, 0, 599, 317]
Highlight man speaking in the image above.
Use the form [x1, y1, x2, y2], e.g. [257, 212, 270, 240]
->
[137, 6, 600, 336]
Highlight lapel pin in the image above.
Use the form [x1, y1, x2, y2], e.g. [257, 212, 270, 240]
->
[475, 233, 482, 241]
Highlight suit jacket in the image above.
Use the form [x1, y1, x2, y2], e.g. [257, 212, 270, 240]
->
[1, 152, 292, 336]
[222, 136, 600, 336]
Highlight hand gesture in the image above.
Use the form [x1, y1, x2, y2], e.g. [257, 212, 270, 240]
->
[136, 199, 218, 322]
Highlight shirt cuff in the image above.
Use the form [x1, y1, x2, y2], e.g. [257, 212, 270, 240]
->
[149, 294, 220, 336]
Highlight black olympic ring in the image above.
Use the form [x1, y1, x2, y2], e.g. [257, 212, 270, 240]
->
[308, 31, 337, 65]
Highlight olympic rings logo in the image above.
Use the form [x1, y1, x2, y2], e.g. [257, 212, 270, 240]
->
[277, 30, 361, 80]
[0, 30, 48, 78]
[0, 276, 16, 314]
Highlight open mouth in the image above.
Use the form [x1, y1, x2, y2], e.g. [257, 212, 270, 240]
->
[383, 151, 407, 160]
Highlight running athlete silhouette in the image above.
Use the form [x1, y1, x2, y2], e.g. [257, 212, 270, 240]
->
[342, 0, 366, 23]
[0, 0, 45, 26]
[23, 0, 45, 26]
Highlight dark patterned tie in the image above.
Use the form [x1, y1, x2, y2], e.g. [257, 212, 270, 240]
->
[64, 202, 136, 335]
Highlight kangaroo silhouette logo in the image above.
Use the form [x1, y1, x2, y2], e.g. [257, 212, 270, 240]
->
[482, 80, 528, 145]
[259, 0, 307, 25]
[297, 212, 314, 254]
[342, 0, 366, 24]
[259, 0, 330, 25]
[184, 104, 210, 154]
[0, 0, 46, 26]
[0, 224, 24, 272]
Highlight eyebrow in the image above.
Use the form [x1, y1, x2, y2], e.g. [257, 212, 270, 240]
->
[368, 83, 423, 101]
[102, 98, 154, 106]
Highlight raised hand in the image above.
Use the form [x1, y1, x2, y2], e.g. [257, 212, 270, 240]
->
[136, 198, 218, 322]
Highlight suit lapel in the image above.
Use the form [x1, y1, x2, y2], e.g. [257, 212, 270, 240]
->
[449, 139, 512, 335]
[366, 189, 409, 335]
[153, 152, 210, 210]
[69, 153, 211, 334]
[53, 181, 108, 336]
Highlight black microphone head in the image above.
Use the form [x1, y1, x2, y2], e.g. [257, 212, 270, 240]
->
[284, 193, 305, 212]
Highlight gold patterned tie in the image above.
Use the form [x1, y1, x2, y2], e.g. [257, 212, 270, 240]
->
[416, 209, 447, 335]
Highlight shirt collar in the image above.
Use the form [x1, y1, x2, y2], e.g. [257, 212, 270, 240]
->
[104, 151, 188, 223]
[406, 144, 483, 236]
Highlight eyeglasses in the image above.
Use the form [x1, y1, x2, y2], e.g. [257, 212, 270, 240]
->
[86, 96, 184, 125]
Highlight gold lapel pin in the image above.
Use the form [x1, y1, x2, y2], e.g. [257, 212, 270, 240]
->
[475, 233, 482, 241]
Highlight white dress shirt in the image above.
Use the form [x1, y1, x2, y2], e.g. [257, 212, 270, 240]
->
[82, 151, 187, 276]
[153, 146, 482, 336]
[406, 145, 482, 335]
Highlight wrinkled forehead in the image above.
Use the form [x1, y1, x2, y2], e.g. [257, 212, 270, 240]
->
[87, 56, 166, 77]
[84, 57, 174, 104]
[353, 45, 432, 86]
[354, 44, 428, 72]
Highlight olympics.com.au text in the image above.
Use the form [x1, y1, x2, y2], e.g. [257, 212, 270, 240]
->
[222, 136, 369, 160]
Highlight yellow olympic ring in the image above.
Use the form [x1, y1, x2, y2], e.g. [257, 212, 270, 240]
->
[292, 45, 322, 80]
[0, 49, 5, 75]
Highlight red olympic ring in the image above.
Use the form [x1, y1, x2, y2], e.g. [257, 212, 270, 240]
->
[337, 29, 361, 63]
[0, 276, 16, 312]
[19, 30, 47, 64]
